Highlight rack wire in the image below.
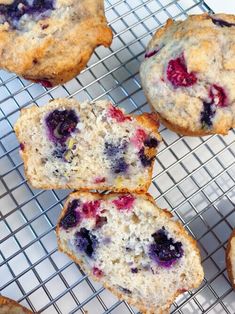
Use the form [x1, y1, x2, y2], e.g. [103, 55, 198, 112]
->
[0, 0, 235, 313]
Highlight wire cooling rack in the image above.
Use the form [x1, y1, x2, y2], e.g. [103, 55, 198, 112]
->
[0, 0, 235, 313]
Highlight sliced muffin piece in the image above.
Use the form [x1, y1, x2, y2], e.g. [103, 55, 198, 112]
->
[14, 98, 161, 192]
[0, 296, 32, 314]
[57, 191, 204, 314]
[226, 229, 235, 289]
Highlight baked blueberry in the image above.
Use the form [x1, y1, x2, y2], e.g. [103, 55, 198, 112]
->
[75, 228, 97, 257]
[104, 140, 127, 157]
[104, 142, 121, 157]
[200, 102, 215, 127]
[144, 137, 159, 148]
[212, 18, 235, 28]
[112, 157, 129, 174]
[104, 140, 129, 174]
[118, 286, 132, 295]
[0, 0, 54, 28]
[149, 227, 183, 267]
[138, 148, 153, 167]
[60, 199, 80, 230]
[45, 109, 78, 144]
[200, 84, 227, 128]
[19, 143, 25, 151]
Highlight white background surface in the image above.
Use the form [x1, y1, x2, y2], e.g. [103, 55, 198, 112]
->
[206, 0, 235, 13]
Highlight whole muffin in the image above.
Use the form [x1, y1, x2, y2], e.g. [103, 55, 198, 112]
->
[0, 0, 112, 86]
[140, 14, 235, 136]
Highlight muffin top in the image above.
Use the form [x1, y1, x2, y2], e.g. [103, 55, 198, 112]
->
[140, 14, 235, 136]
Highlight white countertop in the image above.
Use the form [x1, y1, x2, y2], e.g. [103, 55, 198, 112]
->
[206, 0, 235, 13]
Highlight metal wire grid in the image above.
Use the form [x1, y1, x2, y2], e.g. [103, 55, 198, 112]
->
[0, 0, 235, 313]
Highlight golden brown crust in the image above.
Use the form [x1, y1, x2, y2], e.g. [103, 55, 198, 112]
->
[57, 191, 204, 314]
[22, 23, 113, 86]
[0, 1, 113, 86]
[0, 296, 32, 313]
[148, 103, 229, 137]
[151, 13, 235, 44]
[14, 102, 161, 192]
[157, 113, 228, 136]
[226, 229, 235, 289]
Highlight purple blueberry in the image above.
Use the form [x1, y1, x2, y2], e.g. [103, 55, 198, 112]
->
[200, 84, 227, 128]
[149, 227, 183, 268]
[131, 268, 138, 273]
[104, 142, 121, 157]
[200, 101, 216, 128]
[118, 286, 132, 295]
[104, 140, 129, 174]
[45, 109, 78, 144]
[138, 148, 153, 167]
[144, 137, 159, 148]
[74, 228, 97, 258]
[0, 0, 54, 28]
[59, 199, 81, 230]
[113, 157, 129, 174]
[212, 18, 235, 28]
[104, 141, 127, 157]
[30, 0, 54, 11]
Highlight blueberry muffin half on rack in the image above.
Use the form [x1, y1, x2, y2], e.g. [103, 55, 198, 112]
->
[57, 191, 204, 314]
[140, 14, 235, 136]
[14, 98, 161, 192]
[0, 0, 112, 86]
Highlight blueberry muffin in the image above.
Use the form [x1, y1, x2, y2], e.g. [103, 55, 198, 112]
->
[226, 229, 235, 289]
[14, 98, 161, 192]
[57, 191, 204, 314]
[140, 14, 235, 136]
[0, 0, 112, 86]
[0, 296, 32, 313]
